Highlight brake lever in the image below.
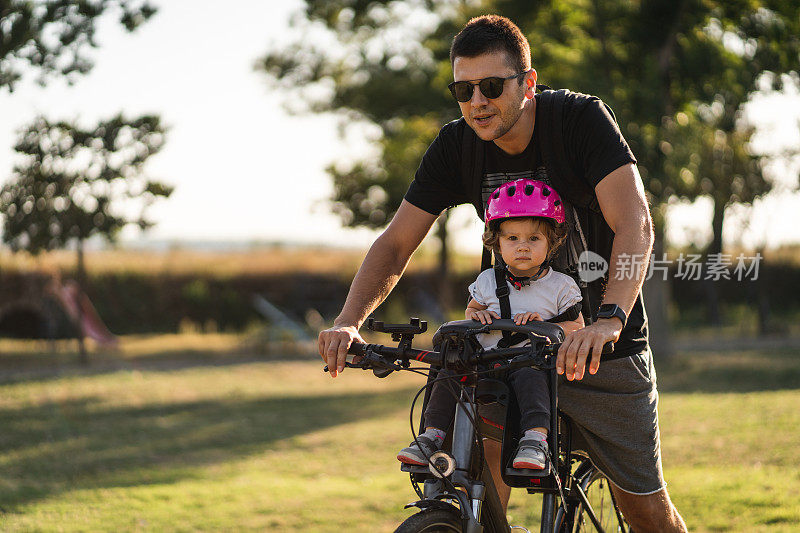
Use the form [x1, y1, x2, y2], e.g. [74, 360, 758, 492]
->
[322, 361, 366, 373]
[322, 350, 399, 377]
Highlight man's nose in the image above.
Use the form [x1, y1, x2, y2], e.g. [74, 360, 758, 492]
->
[470, 84, 488, 106]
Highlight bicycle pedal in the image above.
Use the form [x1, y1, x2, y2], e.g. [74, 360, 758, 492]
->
[400, 463, 429, 474]
[505, 464, 550, 478]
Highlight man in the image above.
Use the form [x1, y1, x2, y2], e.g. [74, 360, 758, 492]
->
[318, 14, 687, 533]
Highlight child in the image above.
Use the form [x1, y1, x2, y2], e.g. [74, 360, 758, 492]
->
[397, 179, 584, 470]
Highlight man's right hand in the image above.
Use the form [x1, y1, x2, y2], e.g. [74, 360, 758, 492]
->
[318, 325, 365, 378]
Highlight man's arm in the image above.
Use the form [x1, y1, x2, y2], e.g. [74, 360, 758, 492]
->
[557, 163, 654, 380]
[558, 313, 585, 335]
[318, 200, 439, 377]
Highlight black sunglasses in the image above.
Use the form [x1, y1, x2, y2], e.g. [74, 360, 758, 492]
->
[448, 72, 527, 102]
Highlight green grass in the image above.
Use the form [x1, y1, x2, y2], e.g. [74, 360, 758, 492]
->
[0, 338, 798, 531]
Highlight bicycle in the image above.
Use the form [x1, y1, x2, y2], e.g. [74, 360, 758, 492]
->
[325, 316, 630, 533]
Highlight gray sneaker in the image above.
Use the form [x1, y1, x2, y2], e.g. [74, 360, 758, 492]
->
[397, 435, 442, 465]
[512, 438, 548, 470]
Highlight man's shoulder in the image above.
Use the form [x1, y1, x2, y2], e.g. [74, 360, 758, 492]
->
[539, 88, 607, 115]
[424, 117, 471, 161]
[438, 116, 469, 141]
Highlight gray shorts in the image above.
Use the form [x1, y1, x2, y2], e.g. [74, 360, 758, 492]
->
[478, 347, 665, 495]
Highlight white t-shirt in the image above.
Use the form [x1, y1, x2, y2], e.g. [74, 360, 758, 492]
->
[467, 267, 582, 349]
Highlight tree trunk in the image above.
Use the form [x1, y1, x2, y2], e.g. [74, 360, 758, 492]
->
[704, 197, 725, 326]
[750, 245, 771, 335]
[436, 211, 452, 315]
[76, 238, 88, 365]
[642, 222, 674, 359]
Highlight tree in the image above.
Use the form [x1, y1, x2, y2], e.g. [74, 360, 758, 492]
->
[0, 0, 156, 91]
[260, 1, 800, 345]
[662, 108, 768, 324]
[0, 113, 172, 359]
[259, 1, 460, 310]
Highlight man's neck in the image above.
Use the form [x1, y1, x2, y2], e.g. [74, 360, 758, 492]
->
[493, 97, 536, 156]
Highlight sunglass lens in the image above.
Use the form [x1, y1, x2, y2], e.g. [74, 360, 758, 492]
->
[480, 77, 505, 99]
[450, 81, 473, 102]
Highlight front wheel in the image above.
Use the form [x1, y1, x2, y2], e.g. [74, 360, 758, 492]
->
[574, 468, 629, 532]
[394, 508, 462, 533]
[555, 467, 630, 532]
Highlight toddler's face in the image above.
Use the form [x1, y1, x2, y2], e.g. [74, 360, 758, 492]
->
[498, 218, 549, 276]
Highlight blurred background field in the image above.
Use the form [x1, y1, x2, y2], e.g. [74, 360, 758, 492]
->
[0, 336, 798, 532]
[3, 246, 800, 340]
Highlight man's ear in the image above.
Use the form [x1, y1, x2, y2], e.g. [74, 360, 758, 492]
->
[524, 69, 538, 99]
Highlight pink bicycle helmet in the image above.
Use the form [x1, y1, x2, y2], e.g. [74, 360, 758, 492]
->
[485, 179, 565, 226]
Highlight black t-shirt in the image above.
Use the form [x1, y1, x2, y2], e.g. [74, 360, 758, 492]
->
[405, 91, 648, 357]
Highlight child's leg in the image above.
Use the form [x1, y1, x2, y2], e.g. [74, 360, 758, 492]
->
[421, 368, 461, 432]
[397, 369, 459, 464]
[508, 367, 551, 470]
[508, 367, 551, 434]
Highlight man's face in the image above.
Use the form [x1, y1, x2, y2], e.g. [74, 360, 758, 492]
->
[452, 51, 531, 142]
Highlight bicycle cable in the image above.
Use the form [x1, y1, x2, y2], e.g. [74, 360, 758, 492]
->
[543, 444, 568, 519]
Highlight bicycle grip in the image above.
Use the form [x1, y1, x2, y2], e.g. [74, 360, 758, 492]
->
[322, 342, 368, 372]
[347, 342, 367, 356]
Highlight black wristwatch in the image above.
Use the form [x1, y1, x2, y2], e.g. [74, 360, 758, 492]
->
[597, 304, 627, 328]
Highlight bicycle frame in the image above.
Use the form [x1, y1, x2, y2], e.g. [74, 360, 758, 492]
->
[336, 318, 621, 533]
[404, 372, 611, 533]
[409, 382, 510, 533]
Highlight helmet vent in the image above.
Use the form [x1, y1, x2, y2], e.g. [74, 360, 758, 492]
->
[524, 184, 534, 195]
[542, 187, 551, 197]
[554, 200, 561, 206]
[493, 191, 500, 199]
[507, 185, 516, 196]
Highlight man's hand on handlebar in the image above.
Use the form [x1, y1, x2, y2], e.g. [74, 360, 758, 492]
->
[557, 318, 622, 381]
[318, 324, 365, 378]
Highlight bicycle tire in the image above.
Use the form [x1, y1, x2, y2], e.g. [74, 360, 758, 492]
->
[575, 468, 629, 532]
[394, 508, 462, 533]
[554, 467, 629, 532]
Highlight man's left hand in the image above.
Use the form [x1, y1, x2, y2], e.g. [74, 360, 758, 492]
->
[557, 318, 622, 380]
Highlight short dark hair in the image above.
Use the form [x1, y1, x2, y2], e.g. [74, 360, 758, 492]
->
[482, 217, 567, 261]
[450, 15, 531, 74]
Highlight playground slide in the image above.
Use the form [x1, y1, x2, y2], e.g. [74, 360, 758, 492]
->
[53, 281, 119, 348]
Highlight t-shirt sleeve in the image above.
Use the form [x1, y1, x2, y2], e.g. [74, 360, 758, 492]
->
[467, 269, 493, 306]
[567, 96, 636, 189]
[404, 120, 470, 215]
[557, 277, 582, 314]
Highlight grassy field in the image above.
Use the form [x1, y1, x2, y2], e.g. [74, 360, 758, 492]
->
[0, 337, 799, 532]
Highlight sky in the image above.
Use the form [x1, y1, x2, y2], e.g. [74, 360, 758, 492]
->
[1, 1, 799, 253]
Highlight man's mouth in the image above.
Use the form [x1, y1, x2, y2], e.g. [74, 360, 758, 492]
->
[473, 114, 494, 126]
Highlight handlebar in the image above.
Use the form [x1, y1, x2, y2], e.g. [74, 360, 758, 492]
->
[323, 339, 614, 374]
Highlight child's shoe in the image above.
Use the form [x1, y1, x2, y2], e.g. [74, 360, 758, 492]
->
[397, 435, 442, 465]
[511, 437, 548, 470]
